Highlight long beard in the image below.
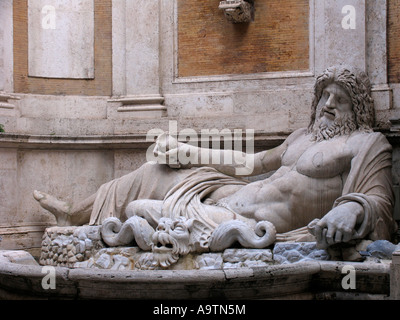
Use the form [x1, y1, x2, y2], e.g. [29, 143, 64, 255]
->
[312, 112, 357, 142]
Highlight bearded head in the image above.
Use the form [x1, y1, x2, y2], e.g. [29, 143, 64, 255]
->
[150, 217, 195, 268]
[308, 65, 375, 141]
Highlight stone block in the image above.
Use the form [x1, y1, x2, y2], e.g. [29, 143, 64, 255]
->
[195, 253, 223, 270]
[28, 0, 94, 79]
[391, 251, 400, 299]
[223, 248, 274, 268]
[323, 0, 366, 70]
[0, 250, 39, 266]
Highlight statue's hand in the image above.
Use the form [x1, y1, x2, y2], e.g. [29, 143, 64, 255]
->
[308, 202, 364, 249]
[154, 133, 178, 154]
[153, 133, 181, 168]
[153, 133, 196, 169]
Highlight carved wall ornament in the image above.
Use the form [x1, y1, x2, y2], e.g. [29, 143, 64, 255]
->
[218, 0, 255, 23]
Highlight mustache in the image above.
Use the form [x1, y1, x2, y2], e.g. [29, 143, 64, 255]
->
[312, 111, 357, 141]
[321, 108, 335, 118]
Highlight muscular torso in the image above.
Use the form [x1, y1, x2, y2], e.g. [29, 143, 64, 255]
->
[221, 130, 356, 233]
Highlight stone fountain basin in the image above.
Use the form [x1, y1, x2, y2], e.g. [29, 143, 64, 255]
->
[0, 251, 391, 300]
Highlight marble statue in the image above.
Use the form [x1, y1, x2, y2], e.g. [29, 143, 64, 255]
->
[34, 65, 396, 268]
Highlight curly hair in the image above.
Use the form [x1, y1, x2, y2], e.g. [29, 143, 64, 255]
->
[308, 65, 375, 134]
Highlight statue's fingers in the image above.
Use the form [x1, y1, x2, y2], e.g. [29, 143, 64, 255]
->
[165, 150, 181, 168]
[325, 225, 336, 246]
[155, 133, 168, 152]
[313, 223, 324, 243]
[341, 227, 353, 243]
[318, 228, 329, 249]
[153, 141, 159, 154]
[334, 230, 343, 243]
[165, 149, 178, 161]
[165, 149, 178, 155]
[314, 221, 328, 248]
[307, 218, 319, 235]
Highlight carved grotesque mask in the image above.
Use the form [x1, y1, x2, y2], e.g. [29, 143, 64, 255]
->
[150, 217, 195, 268]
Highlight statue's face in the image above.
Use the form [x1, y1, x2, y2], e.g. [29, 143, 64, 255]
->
[318, 83, 353, 124]
[150, 217, 194, 268]
[153, 217, 193, 251]
[312, 82, 356, 141]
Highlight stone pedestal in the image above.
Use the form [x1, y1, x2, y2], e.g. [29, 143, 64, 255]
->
[39, 226, 334, 271]
[390, 250, 400, 299]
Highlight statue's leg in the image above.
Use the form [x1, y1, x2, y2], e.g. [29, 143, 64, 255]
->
[203, 203, 257, 228]
[125, 199, 163, 229]
[34, 162, 193, 226]
[90, 162, 193, 225]
[33, 190, 95, 226]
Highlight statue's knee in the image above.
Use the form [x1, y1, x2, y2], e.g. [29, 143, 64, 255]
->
[142, 161, 163, 171]
[142, 161, 176, 177]
[126, 200, 148, 218]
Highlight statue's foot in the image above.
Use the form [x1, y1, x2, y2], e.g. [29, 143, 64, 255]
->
[33, 190, 71, 226]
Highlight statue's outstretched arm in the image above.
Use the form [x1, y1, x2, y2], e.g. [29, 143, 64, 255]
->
[154, 132, 290, 177]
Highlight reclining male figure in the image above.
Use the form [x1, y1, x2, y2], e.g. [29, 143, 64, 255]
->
[34, 65, 396, 249]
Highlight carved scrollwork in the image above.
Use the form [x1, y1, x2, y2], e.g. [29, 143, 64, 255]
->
[100, 215, 276, 269]
[209, 220, 276, 251]
[101, 216, 154, 250]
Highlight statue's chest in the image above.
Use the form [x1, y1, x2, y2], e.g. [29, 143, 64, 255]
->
[282, 139, 352, 179]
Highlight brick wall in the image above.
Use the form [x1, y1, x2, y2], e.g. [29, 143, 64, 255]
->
[388, 1, 400, 83]
[13, 0, 112, 96]
[177, 0, 310, 77]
